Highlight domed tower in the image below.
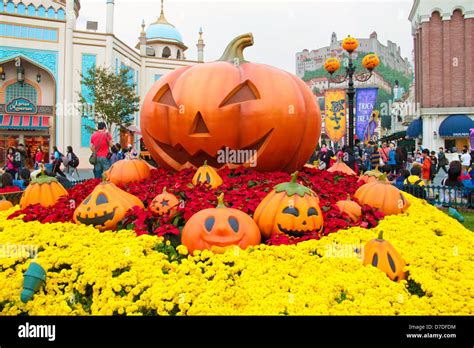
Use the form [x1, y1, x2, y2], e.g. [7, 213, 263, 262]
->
[141, 0, 187, 59]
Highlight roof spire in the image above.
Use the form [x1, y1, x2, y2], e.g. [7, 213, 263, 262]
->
[155, 0, 175, 27]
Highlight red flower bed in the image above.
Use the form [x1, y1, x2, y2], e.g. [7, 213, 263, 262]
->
[8, 167, 384, 245]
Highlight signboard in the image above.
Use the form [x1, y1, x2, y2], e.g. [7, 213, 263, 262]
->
[324, 90, 346, 143]
[6, 97, 37, 115]
[355, 87, 378, 142]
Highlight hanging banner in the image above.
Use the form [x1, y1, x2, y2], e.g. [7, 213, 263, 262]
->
[355, 87, 378, 142]
[363, 110, 380, 144]
[324, 89, 346, 143]
[470, 128, 474, 150]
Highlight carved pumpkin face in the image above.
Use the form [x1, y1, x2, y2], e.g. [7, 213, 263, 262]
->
[254, 172, 323, 239]
[140, 33, 321, 172]
[324, 58, 341, 74]
[362, 53, 380, 70]
[355, 175, 410, 215]
[181, 194, 261, 254]
[73, 181, 144, 231]
[363, 231, 406, 282]
[20, 172, 68, 209]
[191, 161, 223, 188]
[105, 158, 151, 185]
[149, 187, 179, 217]
[342, 36, 359, 52]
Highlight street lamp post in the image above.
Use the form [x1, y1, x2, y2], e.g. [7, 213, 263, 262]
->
[324, 36, 380, 148]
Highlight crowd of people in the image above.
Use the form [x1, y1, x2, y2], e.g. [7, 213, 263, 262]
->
[312, 140, 474, 204]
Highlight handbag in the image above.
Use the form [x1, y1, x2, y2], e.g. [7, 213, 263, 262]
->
[89, 132, 106, 165]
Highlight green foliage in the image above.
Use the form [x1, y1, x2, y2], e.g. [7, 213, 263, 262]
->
[77, 66, 140, 131]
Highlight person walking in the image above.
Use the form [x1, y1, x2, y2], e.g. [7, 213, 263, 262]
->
[65, 146, 80, 177]
[436, 147, 449, 174]
[90, 121, 112, 179]
[460, 148, 471, 173]
[51, 146, 66, 178]
[388, 143, 396, 174]
[34, 147, 43, 170]
[378, 142, 389, 165]
[421, 149, 433, 185]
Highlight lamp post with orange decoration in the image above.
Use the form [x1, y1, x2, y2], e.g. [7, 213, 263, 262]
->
[324, 35, 380, 148]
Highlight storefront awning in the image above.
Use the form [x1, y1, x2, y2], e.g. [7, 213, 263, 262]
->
[0, 115, 49, 130]
[406, 118, 422, 139]
[439, 114, 474, 138]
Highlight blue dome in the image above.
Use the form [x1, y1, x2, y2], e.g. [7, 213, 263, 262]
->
[146, 23, 183, 42]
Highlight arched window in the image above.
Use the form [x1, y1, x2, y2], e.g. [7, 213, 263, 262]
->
[57, 8, 65, 20]
[47, 6, 55, 18]
[176, 49, 181, 59]
[17, 2, 25, 15]
[37, 5, 46, 17]
[6, 82, 38, 105]
[6, 1, 15, 13]
[162, 46, 171, 58]
[0, 2, 4, 13]
[27, 4, 36, 16]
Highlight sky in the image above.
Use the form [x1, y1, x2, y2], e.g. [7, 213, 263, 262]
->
[77, 0, 415, 74]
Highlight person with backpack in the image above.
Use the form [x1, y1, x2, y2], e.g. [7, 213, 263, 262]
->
[436, 147, 449, 174]
[65, 146, 79, 176]
[421, 149, 433, 185]
[404, 165, 426, 199]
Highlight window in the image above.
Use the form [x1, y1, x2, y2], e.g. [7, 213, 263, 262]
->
[176, 49, 181, 59]
[27, 4, 35, 16]
[37, 5, 45, 17]
[17, 2, 25, 15]
[162, 46, 171, 58]
[47, 7, 55, 19]
[6, 1, 14, 13]
[6, 82, 38, 104]
[57, 8, 65, 20]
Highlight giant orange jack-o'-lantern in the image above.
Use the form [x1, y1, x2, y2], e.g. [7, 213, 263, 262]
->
[140, 33, 321, 172]
[254, 172, 324, 239]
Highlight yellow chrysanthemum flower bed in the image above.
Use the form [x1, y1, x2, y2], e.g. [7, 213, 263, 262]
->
[0, 195, 472, 315]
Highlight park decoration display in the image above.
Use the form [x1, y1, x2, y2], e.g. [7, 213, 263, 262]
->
[104, 158, 151, 185]
[21, 262, 46, 303]
[192, 161, 223, 188]
[358, 166, 387, 184]
[327, 159, 356, 176]
[341, 35, 359, 53]
[363, 231, 406, 282]
[181, 193, 261, 254]
[323, 58, 341, 74]
[73, 180, 144, 231]
[0, 198, 13, 211]
[335, 195, 362, 222]
[149, 187, 180, 218]
[254, 171, 323, 239]
[19, 171, 68, 209]
[354, 175, 410, 215]
[140, 33, 321, 172]
[362, 53, 380, 71]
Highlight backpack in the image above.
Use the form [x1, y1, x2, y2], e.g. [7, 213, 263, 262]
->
[69, 153, 80, 168]
[429, 159, 437, 180]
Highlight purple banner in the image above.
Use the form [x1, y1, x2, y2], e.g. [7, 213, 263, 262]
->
[355, 87, 378, 142]
[470, 128, 474, 149]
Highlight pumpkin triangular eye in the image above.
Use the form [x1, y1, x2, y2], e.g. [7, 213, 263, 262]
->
[219, 80, 260, 107]
[153, 84, 178, 108]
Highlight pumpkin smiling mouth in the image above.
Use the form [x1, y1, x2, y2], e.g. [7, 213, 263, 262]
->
[277, 224, 316, 238]
[202, 235, 243, 247]
[76, 207, 118, 226]
[149, 129, 273, 168]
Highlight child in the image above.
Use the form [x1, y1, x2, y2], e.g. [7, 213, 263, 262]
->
[394, 169, 410, 189]
[404, 165, 426, 199]
[0, 172, 21, 193]
[13, 168, 30, 191]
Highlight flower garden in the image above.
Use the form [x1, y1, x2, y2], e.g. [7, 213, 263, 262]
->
[0, 164, 473, 316]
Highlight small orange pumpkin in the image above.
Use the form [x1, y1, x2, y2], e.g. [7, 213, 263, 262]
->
[254, 171, 323, 239]
[358, 166, 388, 184]
[73, 180, 144, 231]
[342, 35, 359, 53]
[149, 187, 180, 217]
[363, 230, 406, 282]
[362, 53, 380, 71]
[19, 171, 68, 209]
[355, 174, 410, 215]
[192, 160, 223, 188]
[324, 57, 341, 74]
[181, 193, 261, 254]
[0, 198, 13, 211]
[327, 160, 356, 176]
[336, 195, 362, 222]
[105, 158, 151, 185]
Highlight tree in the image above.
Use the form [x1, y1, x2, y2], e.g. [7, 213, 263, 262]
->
[78, 66, 140, 132]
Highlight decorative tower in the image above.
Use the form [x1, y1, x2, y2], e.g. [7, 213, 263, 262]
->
[139, 20, 147, 56]
[106, 0, 114, 34]
[331, 32, 337, 44]
[196, 27, 205, 62]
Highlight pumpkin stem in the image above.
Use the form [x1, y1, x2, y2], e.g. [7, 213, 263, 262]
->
[218, 33, 254, 63]
[101, 174, 107, 183]
[162, 187, 167, 194]
[216, 193, 226, 208]
[346, 194, 351, 201]
[378, 173, 388, 182]
[203, 160, 208, 167]
[377, 230, 384, 240]
[290, 171, 298, 184]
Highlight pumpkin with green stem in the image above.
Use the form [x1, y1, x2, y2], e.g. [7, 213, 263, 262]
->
[192, 160, 223, 188]
[254, 171, 323, 238]
[19, 171, 68, 209]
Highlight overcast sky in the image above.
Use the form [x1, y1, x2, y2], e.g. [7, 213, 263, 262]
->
[77, 0, 414, 73]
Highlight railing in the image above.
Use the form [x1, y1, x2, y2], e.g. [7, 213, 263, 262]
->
[396, 183, 474, 208]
